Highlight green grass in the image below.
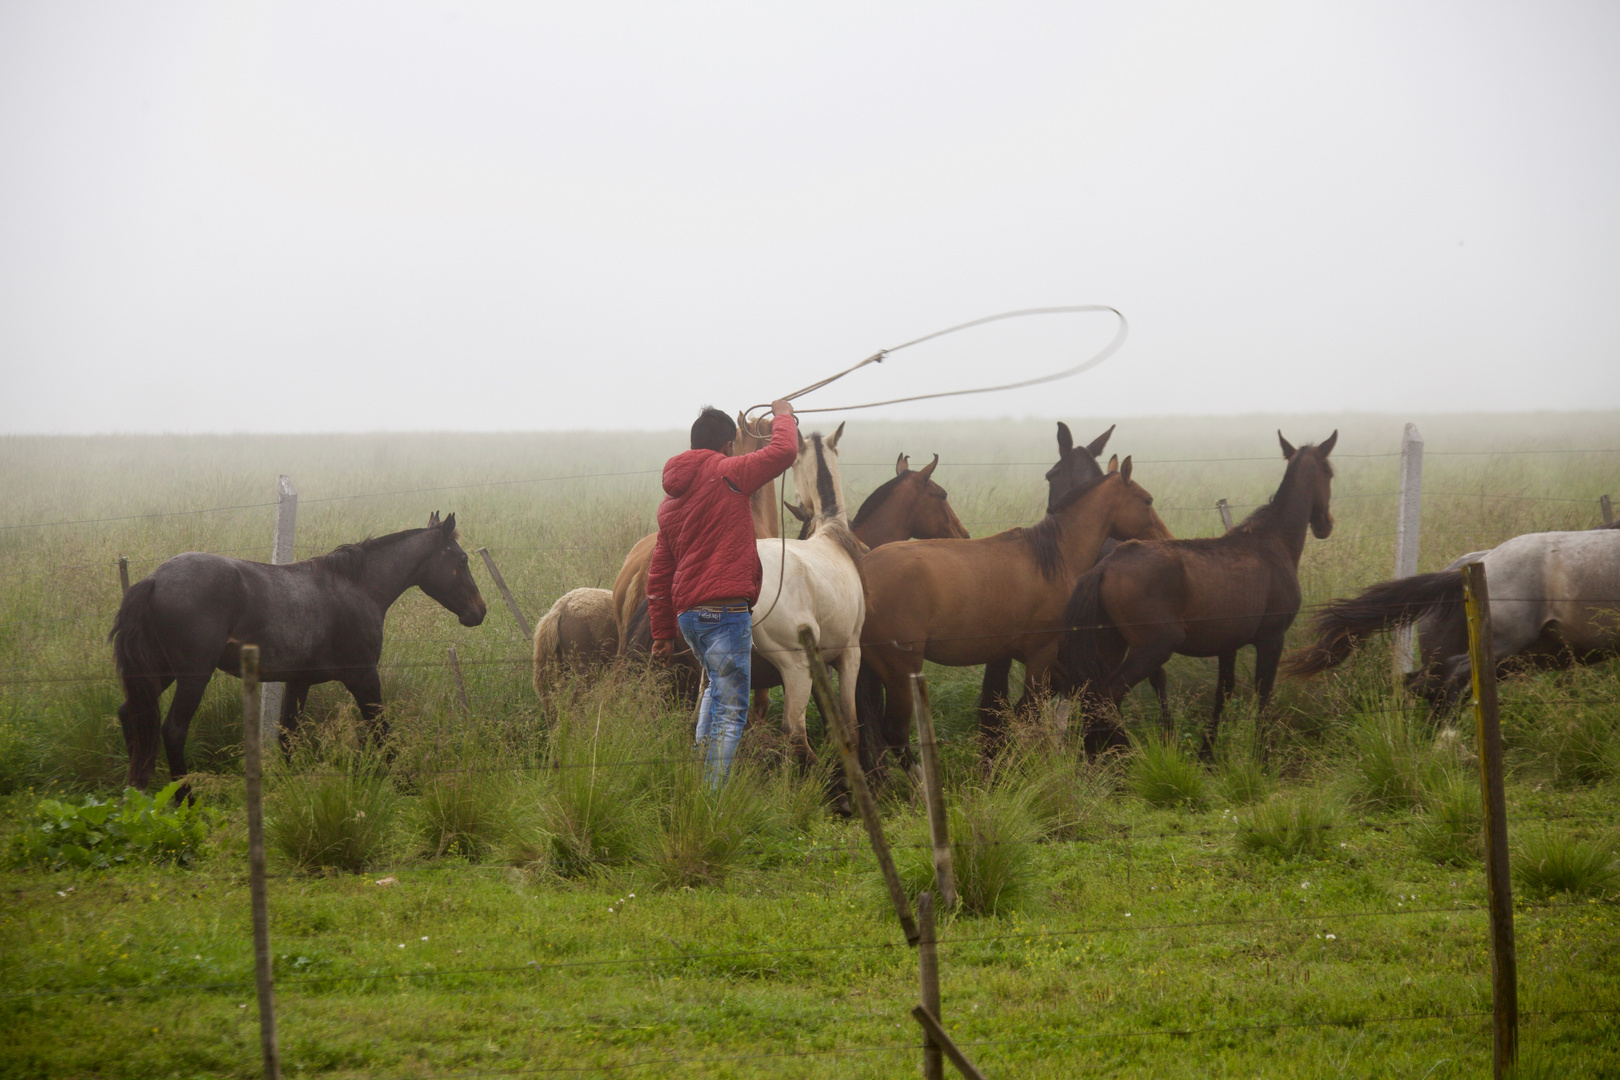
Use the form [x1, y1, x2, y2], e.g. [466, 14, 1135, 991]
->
[3, 414, 1619, 1076]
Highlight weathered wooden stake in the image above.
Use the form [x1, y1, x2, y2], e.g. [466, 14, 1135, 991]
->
[1392, 423, 1424, 678]
[261, 475, 297, 743]
[476, 547, 532, 639]
[117, 556, 130, 596]
[1463, 561, 1517, 1079]
[447, 645, 470, 713]
[1602, 494, 1614, 526]
[910, 1005, 988, 1080]
[910, 675, 955, 910]
[918, 891, 944, 1080]
[798, 625, 918, 945]
[240, 645, 282, 1080]
[1216, 499, 1233, 532]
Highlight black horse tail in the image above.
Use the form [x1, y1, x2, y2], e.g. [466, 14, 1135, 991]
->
[109, 576, 165, 687]
[1284, 569, 1465, 677]
[1055, 565, 1113, 697]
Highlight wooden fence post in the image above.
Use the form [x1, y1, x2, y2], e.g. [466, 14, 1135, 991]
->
[1602, 494, 1614, 526]
[1216, 499, 1233, 532]
[117, 556, 130, 596]
[1462, 561, 1517, 1078]
[1392, 423, 1424, 678]
[476, 547, 532, 639]
[447, 645, 470, 713]
[910, 1005, 989, 1080]
[240, 645, 282, 1080]
[261, 476, 297, 744]
[910, 675, 955, 910]
[798, 626, 918, 945]
[918, 891, 944, 1080]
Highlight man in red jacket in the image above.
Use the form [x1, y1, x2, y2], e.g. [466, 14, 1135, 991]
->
[649, 399, 798, 784]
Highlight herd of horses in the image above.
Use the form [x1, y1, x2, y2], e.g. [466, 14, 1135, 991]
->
[108, 419, 1620, 794]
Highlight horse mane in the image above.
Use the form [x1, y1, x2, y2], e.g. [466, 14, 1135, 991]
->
[1233, 447, 1334, 533]
[1013, 472, 1107, 580]
[313, 527, 443, 580]
[815, 517, 864, 564]
[851, 474, 906, 529]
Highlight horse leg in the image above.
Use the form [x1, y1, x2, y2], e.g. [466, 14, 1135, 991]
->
[778, 661, 817, 769]
[161, 674, 212, 801]
[976, 658, 1014, 754]
[340, 669, 387, 745]
[1149, 667, 1172, 738]
[120, 675, 170, 791]
[278, 681, 313, 758]
[1239, 634, 1288, 764]
[854, 663, 886, 775]
[1201, 651, 1238, 761]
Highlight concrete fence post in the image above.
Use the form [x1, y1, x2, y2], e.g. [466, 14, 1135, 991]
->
[261, 476, 297, 743]
[1392, 424, 1423, 678]
[117, 556, 130, 596]
[1216, 499, 1234, 532]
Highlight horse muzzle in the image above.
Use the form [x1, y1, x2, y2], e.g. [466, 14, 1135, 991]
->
[461, 599, 488, 627]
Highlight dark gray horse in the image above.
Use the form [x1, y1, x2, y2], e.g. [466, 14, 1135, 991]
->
[109, 512, 486, 790]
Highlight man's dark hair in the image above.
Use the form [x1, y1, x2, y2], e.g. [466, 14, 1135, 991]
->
[690, 406, 737, 452]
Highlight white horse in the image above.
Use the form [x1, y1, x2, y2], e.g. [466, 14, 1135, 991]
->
[752, 423, 866, 766]
[1289, 526, 1620, 706]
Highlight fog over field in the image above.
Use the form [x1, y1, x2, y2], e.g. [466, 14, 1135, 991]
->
[2, 2, 1619, 433]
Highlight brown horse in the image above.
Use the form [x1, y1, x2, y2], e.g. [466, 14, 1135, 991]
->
[789, 452, 969, 545]
[1055, 431, 1337, 759]
[859, 457, 1171, 764]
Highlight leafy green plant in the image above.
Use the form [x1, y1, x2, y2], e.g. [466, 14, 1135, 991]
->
[1129, 735, 1209, 812]
[1513, 828, 1620, 899]
[1236, 789, 1341, 860]
[9, 781, 219, 869]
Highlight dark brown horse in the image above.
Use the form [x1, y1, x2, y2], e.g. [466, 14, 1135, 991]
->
[859, 458, 1172, 764]
[110, 513, 487, 790]
[1055, 432, 1337, 759]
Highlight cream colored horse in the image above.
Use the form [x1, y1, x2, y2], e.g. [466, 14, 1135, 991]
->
[752, 423, 865, 766]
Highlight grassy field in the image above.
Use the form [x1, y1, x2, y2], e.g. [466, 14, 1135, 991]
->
[1, 412, 1618, 1078]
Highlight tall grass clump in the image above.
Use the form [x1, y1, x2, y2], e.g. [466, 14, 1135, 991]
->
[897, 783, 1041, 916]
[1343, 707, 1448, 811]
[1236, 788, 1341, 860]
[987, 742, 1113, 841]
[1128, 734, 1209, 812]
[638, 757, 780, 889]
[1506, 688, 1620, 787]
[535, 677, 672, 876]
[267, 728, 399, 874]
[1410, 769, 1483, 865]
[1512, 828, 1620, 899]
[415, 768, 521, 859]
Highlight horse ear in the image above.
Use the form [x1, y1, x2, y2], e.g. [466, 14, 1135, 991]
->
[786, 501, 813, 523]
[1318, 430, 1338, 457]
[428, 511, 440, 527]
[917, 454, 939, 483]
[1085, 424, 1116, 458]
[1278, 431, 1297, 460]
[441, 512, 456, 535]
[1056, 421, 1073, 458]
[895, 453, 909, 476]
[828, 421, 844, 450]
[1119, 456, 1133, 484]
[797, 429, 807, 453]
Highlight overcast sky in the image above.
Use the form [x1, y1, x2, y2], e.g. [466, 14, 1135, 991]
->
[2, 1, 1617, 433]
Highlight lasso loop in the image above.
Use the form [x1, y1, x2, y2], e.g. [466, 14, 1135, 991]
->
[744, 304, 1127, 427]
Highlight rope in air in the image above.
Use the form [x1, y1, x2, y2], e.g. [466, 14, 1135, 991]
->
[747, 304, 1129, 630]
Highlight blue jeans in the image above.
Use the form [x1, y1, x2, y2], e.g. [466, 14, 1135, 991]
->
[677, 607, 753, 786]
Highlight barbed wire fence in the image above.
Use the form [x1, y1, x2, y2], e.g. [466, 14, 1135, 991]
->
[1, 433, 1617, 1076]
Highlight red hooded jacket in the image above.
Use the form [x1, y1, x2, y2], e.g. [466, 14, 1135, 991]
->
[647, 415, 798, 641]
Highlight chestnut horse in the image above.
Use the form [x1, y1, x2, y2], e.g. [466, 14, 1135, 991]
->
[858, 457, 1171, 765]
[1056, 432, 1337, 759]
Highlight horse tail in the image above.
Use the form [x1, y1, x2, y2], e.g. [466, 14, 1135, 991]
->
[532, 599, 565, 697]
[1283, 569, 1465, 677]
[109, 576, 165, 687]
[1056, 564, 1113, 697]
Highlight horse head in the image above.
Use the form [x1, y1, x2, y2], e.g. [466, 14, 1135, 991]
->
[793, 422, 849, 524]
[1103, 456, 1173, 543]
[1045, 422, 1115, 513]
[415, 513, 488, 627]
[1280, 430, 1337, 539]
